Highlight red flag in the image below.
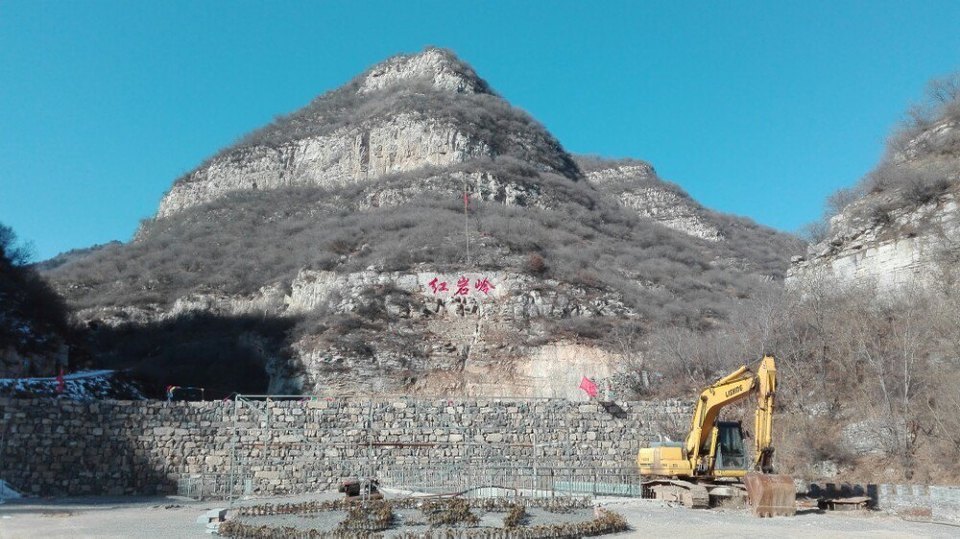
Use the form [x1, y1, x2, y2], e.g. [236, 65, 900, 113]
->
[463, 191, 469, 208]
[579, 376, 598, 398]
[56, 368, 65, 394]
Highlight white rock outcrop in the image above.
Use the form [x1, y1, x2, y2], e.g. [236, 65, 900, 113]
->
[157, 115, 491, 217]
[76, 268, 638, 397]
[359, 48, 486, 95]
[584, 164, 723, 241]
[787, 192, 960, 290]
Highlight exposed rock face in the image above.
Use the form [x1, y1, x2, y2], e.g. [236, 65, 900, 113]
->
[157, 116, 492, 217]
[50, 48, 801, 398]
[284, 269, 631, 318]
[75, 269, 636, 397]
[788, 116, 960, 291]
[355, 170, 543, 210]
[582, 161, 723, 241]
[155, 47, 572, 219]
[788, 192, 960, 289]
[358, 48, 489, 95]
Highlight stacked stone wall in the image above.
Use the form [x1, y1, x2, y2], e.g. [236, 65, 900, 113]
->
[0, 398, 687, 497]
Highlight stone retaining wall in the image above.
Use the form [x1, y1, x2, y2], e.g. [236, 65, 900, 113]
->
[877, 484, 960, 523]
[808, 482, 960, 523]
[0, 398, 688, 497]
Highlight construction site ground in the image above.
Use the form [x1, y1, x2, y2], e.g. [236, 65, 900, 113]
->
[0, 493, 955, 538]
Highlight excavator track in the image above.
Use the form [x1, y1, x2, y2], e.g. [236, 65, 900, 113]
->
[644, 480, 711, 508]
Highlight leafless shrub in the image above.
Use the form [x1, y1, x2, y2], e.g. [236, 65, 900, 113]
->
[800, 219, 830, 243]
[868, 203, 894, 226]
[902, 164, 951, 205]
[0, 222, 71, 370]
[503, 503, 527, 528]
[336, 500, 395, 532]
[421, 498, 479, 527]
[826, 186, 861, 217]
[525, 252, 547, 275]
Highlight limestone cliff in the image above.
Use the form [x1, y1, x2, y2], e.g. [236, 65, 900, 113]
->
[579, 158, 722, 241]
[787, 189, 960, 289]
[788, 115, 960, 290]
[157, 115, 494, 218]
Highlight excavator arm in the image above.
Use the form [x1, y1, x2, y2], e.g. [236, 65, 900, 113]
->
[684, 365, 758, 466]
[683, 355, 778, 472]
[752, 355, 777, 473]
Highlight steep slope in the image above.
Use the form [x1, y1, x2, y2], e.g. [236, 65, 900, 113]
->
[46, 48, 801, 398]
[789, 84, 960, 289]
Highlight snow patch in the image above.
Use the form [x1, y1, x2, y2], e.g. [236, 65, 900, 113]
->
[0, 480, 21, 501]
[0, 370, 144, 401]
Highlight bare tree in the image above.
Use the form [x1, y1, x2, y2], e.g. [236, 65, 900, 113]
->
[927, 72, 960, 105]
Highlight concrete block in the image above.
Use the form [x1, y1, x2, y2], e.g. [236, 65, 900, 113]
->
[196, 508, 227, 525]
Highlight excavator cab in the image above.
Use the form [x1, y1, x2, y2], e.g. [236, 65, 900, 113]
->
[714, 421, 747, 470]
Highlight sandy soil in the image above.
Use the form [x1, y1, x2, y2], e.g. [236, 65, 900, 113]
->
[1, 494, 956, 538]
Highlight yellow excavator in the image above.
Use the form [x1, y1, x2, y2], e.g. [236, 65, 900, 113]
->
[637, 355, 796, 516]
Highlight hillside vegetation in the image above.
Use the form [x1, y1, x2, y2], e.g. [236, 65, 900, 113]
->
[759, 73, 960, 483]
[50, 157, 799, 331]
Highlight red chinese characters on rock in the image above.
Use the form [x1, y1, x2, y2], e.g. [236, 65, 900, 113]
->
[428, 277, 449, 294]
[426, 275, 497, 297]
[454, 276, 471, 296]
[473, 277, 496, 295]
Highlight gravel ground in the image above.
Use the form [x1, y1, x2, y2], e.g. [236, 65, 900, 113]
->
[1, 494, 957, 538]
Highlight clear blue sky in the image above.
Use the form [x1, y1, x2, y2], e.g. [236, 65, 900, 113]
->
[2, 1, 959, 260]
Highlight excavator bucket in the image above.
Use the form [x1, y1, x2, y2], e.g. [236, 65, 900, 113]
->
[744, 473, 796, 517]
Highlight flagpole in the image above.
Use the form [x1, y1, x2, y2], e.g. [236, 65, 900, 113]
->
[463, 176, 470, 266]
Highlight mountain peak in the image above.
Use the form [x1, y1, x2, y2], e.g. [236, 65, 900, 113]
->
[358, 47, 493, 95]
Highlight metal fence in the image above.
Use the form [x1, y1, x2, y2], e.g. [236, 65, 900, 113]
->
[378, 465, 643, 498]
[178, 473, 251, 501]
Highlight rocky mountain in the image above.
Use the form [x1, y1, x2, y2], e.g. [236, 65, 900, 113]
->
[788, 87, 960, 290]
[45, 48, 801, 398]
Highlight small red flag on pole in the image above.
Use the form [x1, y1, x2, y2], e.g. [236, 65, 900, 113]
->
[579, 376, 598, 398]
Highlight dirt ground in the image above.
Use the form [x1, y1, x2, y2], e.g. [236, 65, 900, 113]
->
[0, 494, 956, 538]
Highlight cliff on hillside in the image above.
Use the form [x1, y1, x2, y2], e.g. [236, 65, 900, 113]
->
[788, 82, 960, 290]
[45, 48, 801, 398]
